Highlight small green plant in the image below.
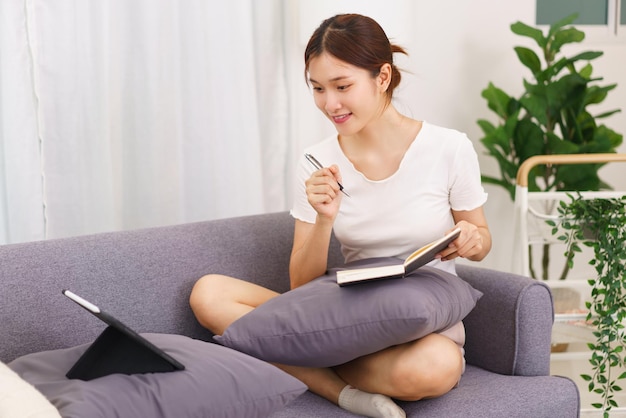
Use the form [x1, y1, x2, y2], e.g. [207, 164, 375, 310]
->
[549, 193, 626, 416]
[477, 13, 623, 280]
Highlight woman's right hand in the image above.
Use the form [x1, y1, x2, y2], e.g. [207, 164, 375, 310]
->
[305, 164, 343, 220]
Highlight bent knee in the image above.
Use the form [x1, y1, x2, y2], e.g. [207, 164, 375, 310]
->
[189, 274, 278, 335]
[391, 335, 464, 401]
[189, 274, 235, 331]
[189, 274, 229, 312]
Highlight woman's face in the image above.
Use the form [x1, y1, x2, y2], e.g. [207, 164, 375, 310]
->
[308, 53, 387, 136]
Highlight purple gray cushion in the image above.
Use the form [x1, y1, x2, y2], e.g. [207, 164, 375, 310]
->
[215, 259, 483, 367]
[9, 333, 306, 418]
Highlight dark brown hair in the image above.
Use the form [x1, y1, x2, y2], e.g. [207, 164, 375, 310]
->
[304, 14, 407, 100]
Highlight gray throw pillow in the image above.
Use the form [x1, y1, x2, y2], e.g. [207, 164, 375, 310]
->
[9, 333, 306, 418]
[215, 260, 483, 367]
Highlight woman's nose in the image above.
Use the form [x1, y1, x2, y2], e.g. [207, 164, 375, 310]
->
[323, 92, 341, 113]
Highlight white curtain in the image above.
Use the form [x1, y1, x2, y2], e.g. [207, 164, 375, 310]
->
[1, 0, 422, 246]
[0, 0, 45, 244]
[0, 0, 298, 244]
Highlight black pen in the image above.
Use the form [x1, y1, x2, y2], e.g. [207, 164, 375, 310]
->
[304, 153, 350, 197]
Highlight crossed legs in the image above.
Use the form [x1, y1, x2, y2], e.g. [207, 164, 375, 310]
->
[189, 274, 464, 417]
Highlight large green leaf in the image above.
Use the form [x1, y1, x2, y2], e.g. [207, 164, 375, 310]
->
[556, 164, 602, 191]
[567, 110, 597, 144]
[519, 93, 549, 126]
[595, 109, 621, 119]
[514, 47, 542, 77]
[511, 21, 546, 47]
[585, 84, 617, 106]
[506, 98, 522, 120]
[579, 63, 593, 79]
[513, 119, 546, 161]
[477, 119, 496, 135]
[568, 50, 603, 63]
[480, 126, 512, 155]
[481, 146, 518, 185]
[542, 51, 602, 81]
[495, 125, 513, 154]
[481, 83, 511, 119]
[548, 132, 580, 154]
[546, 73, 587, 111]
[579, 130, 615, 153]
[541, 57, 569, 81]
[498, 153, 519, 180]
[595, 125, 624, 148]
[550, 27, 585, 54]
[503, 111, 520, 138]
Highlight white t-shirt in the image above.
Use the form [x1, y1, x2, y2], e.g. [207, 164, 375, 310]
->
[290, 121, 488, 275]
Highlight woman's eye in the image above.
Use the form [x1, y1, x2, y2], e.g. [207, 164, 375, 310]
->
[337, 85, 351, 91]
[312, 86, 323, 92]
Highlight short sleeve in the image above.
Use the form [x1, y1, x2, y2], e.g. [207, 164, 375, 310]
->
[449, 137, 488, 211]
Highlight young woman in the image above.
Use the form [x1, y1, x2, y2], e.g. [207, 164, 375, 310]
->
[190, 13, 491, 418]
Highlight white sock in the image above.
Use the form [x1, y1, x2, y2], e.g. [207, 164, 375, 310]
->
[338, 385, 406, 418]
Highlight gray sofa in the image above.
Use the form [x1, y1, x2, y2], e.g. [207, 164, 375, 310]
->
[0, 211, 579, 417]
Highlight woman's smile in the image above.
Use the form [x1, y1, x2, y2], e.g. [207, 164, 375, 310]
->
[331, 113, 352, 124]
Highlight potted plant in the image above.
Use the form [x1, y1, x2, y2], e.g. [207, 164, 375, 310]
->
[548, 193, 626, 415]
[477, 13, 623, 280]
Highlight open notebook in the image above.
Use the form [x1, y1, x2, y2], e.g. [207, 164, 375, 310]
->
[336, 228, 461, 286]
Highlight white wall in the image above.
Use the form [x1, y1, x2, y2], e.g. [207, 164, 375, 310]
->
[290, 0, 626, 273]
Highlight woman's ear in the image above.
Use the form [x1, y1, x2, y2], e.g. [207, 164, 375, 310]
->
[377, 63, 392, 92]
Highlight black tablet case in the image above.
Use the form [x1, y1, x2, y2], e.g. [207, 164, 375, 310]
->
[64, 291, 185, 381]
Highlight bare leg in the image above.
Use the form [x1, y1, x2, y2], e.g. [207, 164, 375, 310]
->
[335, 333, 464, 401]
[189, 274, 279, 334]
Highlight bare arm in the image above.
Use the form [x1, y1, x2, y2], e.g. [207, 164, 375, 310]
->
[289, 165, 343, 289]
[289, 218, 334, 288]
[439, 206, 492, 262]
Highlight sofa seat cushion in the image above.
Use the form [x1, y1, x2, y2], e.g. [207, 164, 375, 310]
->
[9, 333, 306, 418]
[268, 365, 580, 418]
[215, 260, 482, 367]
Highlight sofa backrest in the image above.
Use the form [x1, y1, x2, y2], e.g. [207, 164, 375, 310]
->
[0, 211, 344, 363]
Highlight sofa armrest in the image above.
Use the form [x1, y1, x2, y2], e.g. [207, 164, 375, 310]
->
[456, 264, 554, 377]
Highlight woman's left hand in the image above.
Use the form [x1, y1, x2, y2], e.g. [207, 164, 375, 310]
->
[438, 220, 484, 261]
[438, 206, 492, 262]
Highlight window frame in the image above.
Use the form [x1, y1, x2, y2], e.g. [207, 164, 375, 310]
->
[536, 0, 626, 43]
